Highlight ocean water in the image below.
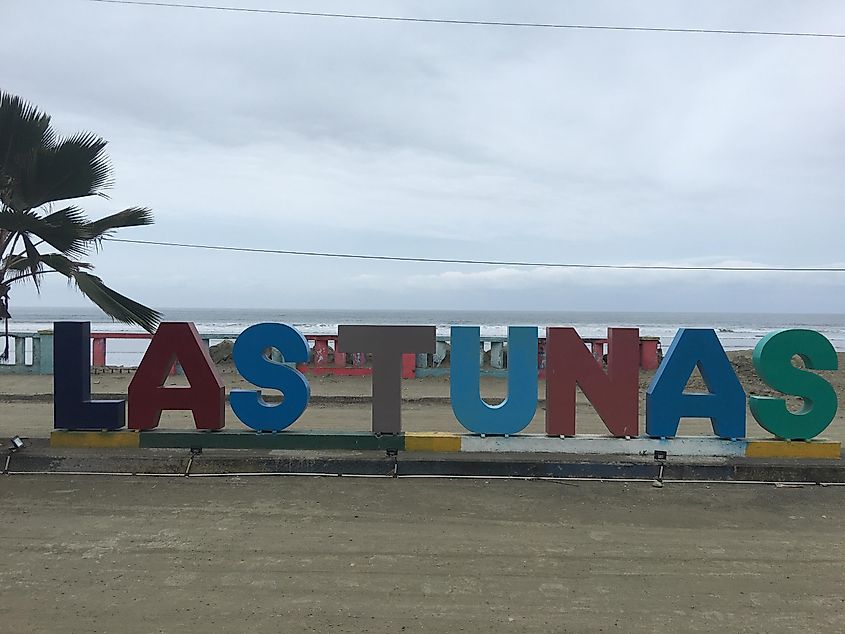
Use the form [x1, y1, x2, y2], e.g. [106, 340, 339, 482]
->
[5, 307, 845, 367]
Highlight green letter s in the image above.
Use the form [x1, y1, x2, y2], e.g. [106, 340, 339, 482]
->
[750, 329, 838, 440]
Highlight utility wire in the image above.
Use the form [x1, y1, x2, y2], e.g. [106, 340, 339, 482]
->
[104, 238, 845, 272]
[85, 0, 845, 39]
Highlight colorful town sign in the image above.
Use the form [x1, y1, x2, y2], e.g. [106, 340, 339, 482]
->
[53, 321, 839, 442]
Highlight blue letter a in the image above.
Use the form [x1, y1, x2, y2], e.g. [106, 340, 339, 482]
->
[646, 328, 745, 439]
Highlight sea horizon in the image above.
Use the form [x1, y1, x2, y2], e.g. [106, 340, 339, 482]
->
[4, 306, 845, 366]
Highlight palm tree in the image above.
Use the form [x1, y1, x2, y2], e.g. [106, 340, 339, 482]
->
[0, 90, 161, 358]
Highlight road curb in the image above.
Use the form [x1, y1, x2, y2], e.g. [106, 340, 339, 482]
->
[4, 446, 845, 482]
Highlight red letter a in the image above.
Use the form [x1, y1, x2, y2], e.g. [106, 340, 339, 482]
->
[545, 328, 639, 437]
[128, 322, 225, 430]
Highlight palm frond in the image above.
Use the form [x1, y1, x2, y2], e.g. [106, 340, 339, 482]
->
[5, 252, 92, 285]
[72, 271, 161, 332]
[3, 253, 30, 272]
[85, 207, 154, 241]
[5, 254, 160, 332]
[0, 91, 54, 183]
[39, 253, 93, 276]
[20, 233, 42, 291]
[16, 132, 112, 209]
[0, 206, 90, 256]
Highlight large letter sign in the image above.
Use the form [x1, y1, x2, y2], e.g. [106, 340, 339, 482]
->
[451, 326, 538, 435]
[545, 327, 639, 437]
[646, 328, 746, 439]
[49, 318, 845, 457]
[230, 323, 311, 432]
[53, 322, 125, 430]
[128, 322, 226, 430]
[750, 329, 838, 440]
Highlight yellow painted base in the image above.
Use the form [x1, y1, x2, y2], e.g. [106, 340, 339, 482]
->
[746, 439, 840, 460]
[51, 430, 140, 449]
[404, 432, 462, 452]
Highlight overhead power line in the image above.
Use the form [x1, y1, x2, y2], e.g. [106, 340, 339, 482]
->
[104, 238, 845, 272]
[85, 0, 845, 39]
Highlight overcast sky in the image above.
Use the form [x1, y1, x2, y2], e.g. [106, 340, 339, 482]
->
[4, 0, 845, 313]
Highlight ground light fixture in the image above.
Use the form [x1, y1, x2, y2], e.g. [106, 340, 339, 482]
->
[3, 436, 24, 474]
[653, 450, 667, 488]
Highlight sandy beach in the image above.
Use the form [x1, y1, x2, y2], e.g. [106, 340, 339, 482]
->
[3, 351, 845, 441]
[4, 476, 844, 633]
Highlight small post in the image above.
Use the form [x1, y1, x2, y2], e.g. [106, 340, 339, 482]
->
[313, 338, 330, 366]
[333, 338, 347, 367]
[37, 331, 54, 374]
[433, 340, 448, 367]
[14, 336, 26, 369]
[401, 353, 416, 379]
[92, 336, 107, 367]
[490, 341, 504, 369]
[640, 338, 661, 370]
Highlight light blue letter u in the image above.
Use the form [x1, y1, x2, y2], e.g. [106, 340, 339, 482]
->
[450, 326, 538, 435]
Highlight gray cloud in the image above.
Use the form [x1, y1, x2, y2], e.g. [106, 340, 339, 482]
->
[3, 0, 844, 312]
